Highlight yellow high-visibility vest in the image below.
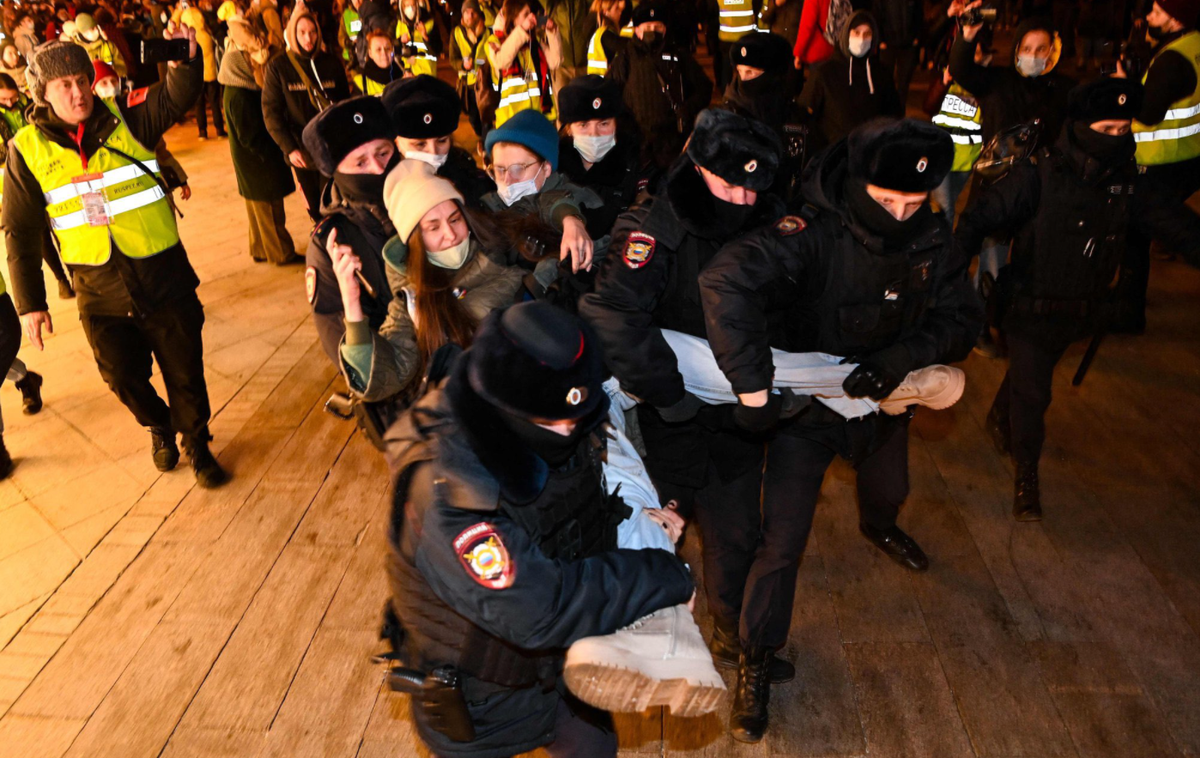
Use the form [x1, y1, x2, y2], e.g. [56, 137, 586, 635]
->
[357, 73, 386, 95]
[397, 19, 438, 77]
[12, 99, 179, 266]
[1134, 30, 1200, 166]
[454, 26, 483, 86]
[586, 27, 610, 75]
[718, 0, 756, 42]
[486, 33, 556, 126]
[932, 83, 984, 172]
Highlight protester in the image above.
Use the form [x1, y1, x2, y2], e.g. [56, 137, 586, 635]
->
[75, 13, 127, 76]
[793, 0, 836, 69]
[585, 0, 627, 76]
[0, 42, 29, 87]
[450, 0, 488, 137]
[175, 1, 224, 139]
[396, 0, 439, 77]
[485, 0, 563, 127]
[356, 27, 404, 95]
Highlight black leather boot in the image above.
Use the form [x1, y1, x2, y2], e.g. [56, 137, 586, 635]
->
[729, 647, 771, 743]
[709, 622, 795, 683]
[185, 436, 229, 489]
[0, 434, 13, 480]
[150, 428, 179, 472]
[14, 371, 42, 415]
[860, 523, 929, 572]
[1013, 462, 1042, 521]
[986, 402, 1010, 457]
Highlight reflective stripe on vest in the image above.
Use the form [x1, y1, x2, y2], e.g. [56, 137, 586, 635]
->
[933, 86, 983, 172]
[12, 99, 179, 266]
[489, 35, 556, 126]
[587, 28, 607, 75]
[455, 27, 480, 84]
[719, 0, 756, 40]
[1134, 30, 1200, 165]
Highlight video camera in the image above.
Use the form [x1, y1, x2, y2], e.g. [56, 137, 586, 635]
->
[958, 5, 998, 25]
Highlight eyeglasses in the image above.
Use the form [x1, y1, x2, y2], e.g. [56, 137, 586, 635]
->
[487, 160, 542, 182]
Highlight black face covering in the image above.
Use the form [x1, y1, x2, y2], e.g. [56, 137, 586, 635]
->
[333, 151, 400, 204]
[1071, 120, 1133, 164]
[640, 31, 663, 50]
[1148, 24, 1169, 39]
[499, 409, 585, 468]
[843, 177, 931, 244]
[710, 194, 756, 235]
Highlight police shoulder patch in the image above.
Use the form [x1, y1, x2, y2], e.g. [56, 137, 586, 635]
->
[775, 215, 806, 236]
[305, 266, 317, 305]
[623, 231, 656, 269]
[126, 87, 149, 107]
[454, 522, 515, 590]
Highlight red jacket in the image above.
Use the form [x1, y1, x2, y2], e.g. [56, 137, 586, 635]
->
[793, 0, 835, 65]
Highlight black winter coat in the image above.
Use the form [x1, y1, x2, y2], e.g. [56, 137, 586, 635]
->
[438, 146, 496, 209]
[699, 141, 983, 397]
[260, 49, 351, 164]
[224, 84, 295, 202]
[556, 132, 655, 237]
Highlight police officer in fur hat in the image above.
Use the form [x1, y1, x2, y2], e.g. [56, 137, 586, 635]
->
[580, 107, 798, 736]
[381, 74, 494, 208]
[386, 300, 695, 758]
[957, 77, 1200, 521]
[302, 96, 399, 367]
[698, 117, 983, 741]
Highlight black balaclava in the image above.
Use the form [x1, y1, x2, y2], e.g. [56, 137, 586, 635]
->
[333, 150, 400, 204]
[498, 408, 586, 468]
[843, 176, 931, 244]
[1070, 120, 1134, 165]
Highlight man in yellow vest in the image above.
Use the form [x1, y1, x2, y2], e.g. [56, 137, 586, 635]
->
[1119, 0, 1200, 332]
[2, 37, 230, 489]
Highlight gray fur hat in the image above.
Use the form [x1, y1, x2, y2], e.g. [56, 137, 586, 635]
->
[27, 40, 93, 105]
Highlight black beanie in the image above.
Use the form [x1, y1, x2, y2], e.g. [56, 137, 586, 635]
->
[847, 117, 953, 193]
[381, 74, 461, 138]
[686, 108, 782, 192]
[302, 96, 396, 176]
[468, 302, 606, 422]
[729, 32, 791, 73]
[1068, 78, 1144, 124]
[558, 74, 622, 124]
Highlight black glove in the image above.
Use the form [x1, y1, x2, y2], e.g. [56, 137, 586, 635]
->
[733, 389, 812, 432]
[842, 363, 904, 401]
[656, 391, 706, 423]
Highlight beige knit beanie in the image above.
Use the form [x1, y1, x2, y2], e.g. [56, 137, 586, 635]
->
[383, 159, 465, 243]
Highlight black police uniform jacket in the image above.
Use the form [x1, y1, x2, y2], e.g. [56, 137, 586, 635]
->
[306, 180, 394, 366]
[440, 145, 497, 210]
[384, 357, 694, 758]
[954, 124, 1188, 347]
[578, 155, 786, 490]
[699, 141, 983, 403]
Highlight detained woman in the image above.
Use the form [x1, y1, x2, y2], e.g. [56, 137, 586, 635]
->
[334, 160, 525, 402]
[302, 97, 399, 367]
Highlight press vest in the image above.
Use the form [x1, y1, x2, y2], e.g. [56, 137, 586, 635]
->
[342, 8, 361, 61]
[397, 18, 438, 77]
[718, 0, 759, 42]
[586, 27, 609, 75]
[1133, 30, 1200, 165]
[932, 83, 984, 172]
[487, 33, 556, 126]
[453, 26, 483, 85]
[12, 99, 180, 267]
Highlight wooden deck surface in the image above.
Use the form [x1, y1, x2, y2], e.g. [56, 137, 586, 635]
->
[1, 111, 1199, 758]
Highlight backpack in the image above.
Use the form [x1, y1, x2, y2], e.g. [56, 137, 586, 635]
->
[822, 0, 853, 47]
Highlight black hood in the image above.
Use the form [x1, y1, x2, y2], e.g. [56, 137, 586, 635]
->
[664, 154, 785, 240]
[319, 179, 395, 238]
[1056, 119, 1136, 185]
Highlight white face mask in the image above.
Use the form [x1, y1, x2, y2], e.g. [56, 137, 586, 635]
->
[95, 84, 118, 98]
[848, 37, 871, 58]
[407, 150, 448, 169]
[403, 6, 416, 19]
[496, 164, 545, 206]
[1016, 54, 1046, 77]
[426, 234, 471, 269]
[573, 133, 616, 164]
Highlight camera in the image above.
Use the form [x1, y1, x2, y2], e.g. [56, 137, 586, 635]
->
[959, 6, 998, 25]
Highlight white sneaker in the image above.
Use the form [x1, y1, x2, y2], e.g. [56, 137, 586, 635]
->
[564, 604, 726, 717]
[879, 365, 966, 416]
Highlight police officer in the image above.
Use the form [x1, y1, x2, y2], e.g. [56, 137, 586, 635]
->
[955, 78, 1183, 520]
[381, 74, 495, 209]
[386, 300, 694, 758]
[579, 108, 796, 734]
[3, 37, 230, 488]
[698, 118, 983, 740]
[301, 96, 398, 367]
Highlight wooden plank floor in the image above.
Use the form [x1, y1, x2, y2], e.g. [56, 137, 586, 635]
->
[2, 116, 1200, 758]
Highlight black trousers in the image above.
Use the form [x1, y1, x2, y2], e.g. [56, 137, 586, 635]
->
[693, 414, 910, 650]
[434, 694, 616, 758]
[1120, 154, 1200, 326]
[990, 330, 1071, 468]
[0, 294, 21, 384]
[79, 295, 211, 440]
[195, 81, 225, 137]
[294, 166, 325, 223]
[879, 45, 918, 105]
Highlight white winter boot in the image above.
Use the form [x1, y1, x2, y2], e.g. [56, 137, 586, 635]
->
[879, 364, 966, 415]
[564, 604, 726, 717]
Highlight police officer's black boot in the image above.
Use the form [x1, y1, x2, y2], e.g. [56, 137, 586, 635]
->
[0, 434, 13, 480]
[1013, 462, 1042, 522]
[14, 371, 42, 415]
[184, 435, 229, 489]
[986, 402, 1011, 457]
[150, 427, 179, 472]
[859, 523, 930, 572]
[729, 646, 772, 743]
[709, 620, 795, 683]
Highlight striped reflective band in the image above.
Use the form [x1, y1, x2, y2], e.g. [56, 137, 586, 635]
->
[1164, 102, 1200, 120]
[591, 60, 608, 71]
[1134, 122, 1200, 142]
[932, 114, 982, 131]
[720, 9, 753, 16]
[349, 19, 361, 33]
[49, 185, 166, 230]
[721, 23, 755, 32]
[43, 160, 161, 205]
[949, 134, 984, 145]
[410, 40, 437, 61]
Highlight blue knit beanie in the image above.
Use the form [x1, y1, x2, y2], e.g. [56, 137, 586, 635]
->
[485, 110, 559, 171]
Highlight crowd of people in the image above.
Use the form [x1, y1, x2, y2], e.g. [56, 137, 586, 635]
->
[1, 0, 1199, 756]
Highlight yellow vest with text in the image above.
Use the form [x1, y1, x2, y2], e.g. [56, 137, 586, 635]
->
[12, 99, 179, 267]
[1134, 30, 1200, 166]
[342, 8, 361, 62]
[487, 34, 556, 126]
[397, 19, 438, 77]
[454, 26, 484, 86]
[933, 83, 984, 172]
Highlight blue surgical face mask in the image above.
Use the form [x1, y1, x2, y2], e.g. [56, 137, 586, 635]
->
[1016, 54, 1046, 77]
[496, 164, 546, 206]
[573, 133, 616, 164]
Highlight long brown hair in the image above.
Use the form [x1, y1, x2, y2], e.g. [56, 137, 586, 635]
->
[501, 0, 536, 35]
[407, 205, 480, 369]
